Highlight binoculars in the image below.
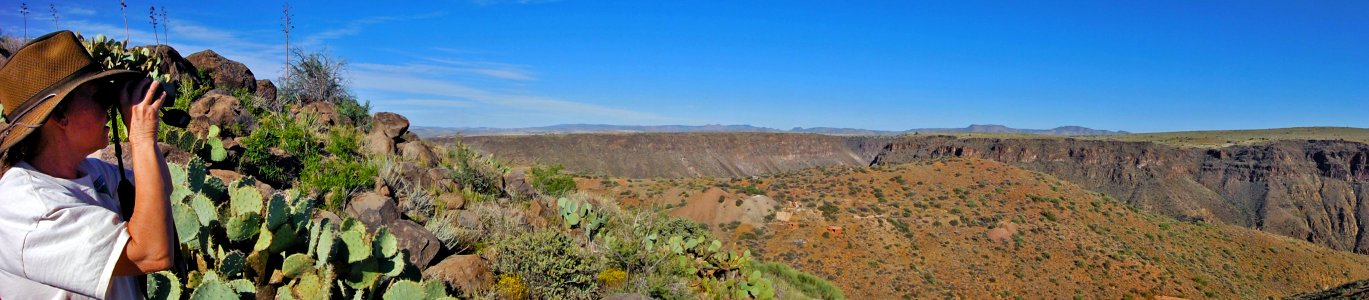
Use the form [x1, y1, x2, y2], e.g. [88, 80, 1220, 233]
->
[101, 77, 192, 129]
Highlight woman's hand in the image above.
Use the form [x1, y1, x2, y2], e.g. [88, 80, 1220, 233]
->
[119, 78, 166, 145]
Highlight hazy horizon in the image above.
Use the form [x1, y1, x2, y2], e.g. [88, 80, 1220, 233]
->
[3, 1, 1365, 132]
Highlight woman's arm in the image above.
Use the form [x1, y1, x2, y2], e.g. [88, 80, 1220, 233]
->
[111, 79, 174, 275]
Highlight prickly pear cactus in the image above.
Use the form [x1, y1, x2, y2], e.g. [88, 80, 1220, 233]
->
[150, 160, 449, 299]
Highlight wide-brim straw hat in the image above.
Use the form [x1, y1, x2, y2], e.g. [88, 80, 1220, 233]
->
[0, 30, 142, 152]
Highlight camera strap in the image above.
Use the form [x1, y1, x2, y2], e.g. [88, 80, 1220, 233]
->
[108, 107, 189, 282]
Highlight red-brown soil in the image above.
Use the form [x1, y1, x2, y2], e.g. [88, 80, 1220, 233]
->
[580, 158, 1369, 299]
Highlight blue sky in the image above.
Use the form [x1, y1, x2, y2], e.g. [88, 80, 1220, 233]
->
[3, 1, 1366, 132]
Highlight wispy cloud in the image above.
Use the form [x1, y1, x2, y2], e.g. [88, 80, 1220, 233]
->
[351, 62, 666, 123]
[299, 12, 445, 48]
[385, 98, 475, 108]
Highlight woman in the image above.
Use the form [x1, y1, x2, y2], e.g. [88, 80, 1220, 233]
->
[0, 31, 174, 299]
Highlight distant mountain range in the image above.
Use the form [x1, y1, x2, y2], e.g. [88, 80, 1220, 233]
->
[411, 124, 1130, 137]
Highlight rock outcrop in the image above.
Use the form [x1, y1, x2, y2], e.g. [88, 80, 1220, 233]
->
[458, 132, 1369, 254]
[345, 191, 441, 268]
[188, 89, 255, 137]
[871, 136, 1369, 254]
[255, 79, 277, 104]
[146, 45, 198, 82]
[186, 50, 256, 93]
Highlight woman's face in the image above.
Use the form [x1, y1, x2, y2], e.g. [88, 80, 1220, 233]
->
[57, 83, 112, 154]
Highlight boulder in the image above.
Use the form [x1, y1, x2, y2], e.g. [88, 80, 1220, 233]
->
[399, 141, 437, 167]
[399, 131, 421, 144]
[421, 255, 493, 294]
[364, 130, 396, 156]
[188, 89, 255, 137]
[426, 168, 457, 193]
[344, 192, 399, 230]
[255, 79, 277, 104]
[298, 101, 348, 128]
[372, 112, 409, 139]
[438, 192, 466, 211]
[502, 169, 534, 200]
[145, 45, 198, 83]
[186, 50, 256, 93]
[208, 169, 243, 184]
[387, 219, 441, 268]
[313, 210, 342, 226]
[374, 177, 393, 199]
[456, 210, 482, 230]
[397, 161, 425, 188]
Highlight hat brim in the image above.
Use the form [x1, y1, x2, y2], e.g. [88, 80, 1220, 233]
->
[0, 69, 143, 152]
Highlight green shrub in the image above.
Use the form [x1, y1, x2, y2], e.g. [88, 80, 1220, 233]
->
[493, 230, 602, 299]
[448, 139, 504, 197]
[335, 98, 372, 131]
[531, 164, 577, 197]
[735, 184, 766, 196]
[238, 114, 322, 187]
[301, 157, 377, 210]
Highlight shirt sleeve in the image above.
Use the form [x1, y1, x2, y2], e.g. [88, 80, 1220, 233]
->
[19, 186, 132, 298]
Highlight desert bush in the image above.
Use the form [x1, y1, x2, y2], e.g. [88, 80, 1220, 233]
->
[448, 139, 505, 197]
[238, 114, 320, 187]
[735, 184, 766, 196]
[301, 156, 376, 210]
[492, 230, 602, 299]
[281, 49, 348, 104]
[531, 164, 577, 197]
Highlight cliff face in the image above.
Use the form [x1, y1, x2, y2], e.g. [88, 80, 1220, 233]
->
[457, 132, 1369, 254]
[872, 136, 1369, 253]
[460, 133, 869, 178]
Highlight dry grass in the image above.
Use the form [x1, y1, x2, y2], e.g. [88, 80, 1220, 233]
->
[581, 158, 1369, 299]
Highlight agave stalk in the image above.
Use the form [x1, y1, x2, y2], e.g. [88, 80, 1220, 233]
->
[160, 6, 169, 46]
[19, 3, 28, 40]
[119, 0, 129, 43]
[48, 4, 57, 29]
[149, 6, 159, 45]
[281, 2, 294, 84]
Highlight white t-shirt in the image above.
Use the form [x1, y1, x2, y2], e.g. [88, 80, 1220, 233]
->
[0, 158, 141, 299]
